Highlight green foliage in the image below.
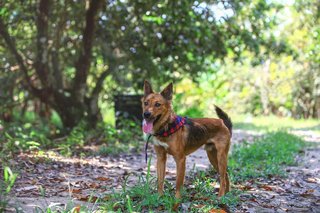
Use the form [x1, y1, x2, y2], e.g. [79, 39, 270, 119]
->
[58, 122, 87, 156]
[0, 115, 143, 159]
[0, 0, 295, 130]
[56, 119, 143, 156]
[0, 120, 51, 159]
[97, 119, 142, 156]
[229, 131, 306, 182]
[0, 167, 17, 211]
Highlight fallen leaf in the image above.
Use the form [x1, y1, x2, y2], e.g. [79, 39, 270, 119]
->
[70, 188, 82, 194]
[96, 177, 111, 181]
[209, 209, 227, 213]
[72, 205, 81, 213]
[301, 189, 315, 197]
[239, 184, 254, 191]
[88, 182, 99, 189]
[306, 178, 318, 183]
[172, 203, 180, 211]
[194, 204, 205, 208]
[74, 194, 99, 203]
[260, 185, 273, 191]
[73, 194, 88, 201]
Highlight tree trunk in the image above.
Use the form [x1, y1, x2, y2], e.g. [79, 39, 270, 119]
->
[0, 0, 105, 131]
[313, 73, 320, 118]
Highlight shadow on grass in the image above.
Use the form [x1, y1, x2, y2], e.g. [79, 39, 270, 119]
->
[233, 122, 271, 132]
[292, 124, 320, 132]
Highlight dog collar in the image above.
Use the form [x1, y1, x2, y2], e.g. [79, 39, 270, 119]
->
[154, 115, 187, 137]
[144, 115, 187, 163]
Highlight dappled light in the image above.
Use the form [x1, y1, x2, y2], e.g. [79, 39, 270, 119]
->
[0, 0, 319, 212]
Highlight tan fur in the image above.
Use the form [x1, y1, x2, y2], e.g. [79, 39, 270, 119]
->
[142, 81, 231, 199]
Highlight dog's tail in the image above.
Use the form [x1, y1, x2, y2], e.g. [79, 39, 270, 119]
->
[215, 105, 232, 136]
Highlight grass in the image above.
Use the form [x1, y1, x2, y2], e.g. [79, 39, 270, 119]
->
[0, 167, 17, 212]
[99, 157, 240, 212]
[232, 114, 320, 133]
[99, 130, 307, 212]
[229, 131, 306, 182]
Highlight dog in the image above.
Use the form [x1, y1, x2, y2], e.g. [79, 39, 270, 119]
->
[141, 80, 232, 199]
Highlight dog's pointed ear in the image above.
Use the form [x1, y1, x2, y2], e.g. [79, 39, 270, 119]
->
[144, 80, 153, 97]
[160, 82, 173, 101]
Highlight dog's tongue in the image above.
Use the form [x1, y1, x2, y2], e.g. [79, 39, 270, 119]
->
[142, 119, 153, 134]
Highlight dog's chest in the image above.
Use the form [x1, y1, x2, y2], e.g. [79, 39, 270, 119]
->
[153, 138, 169, 149]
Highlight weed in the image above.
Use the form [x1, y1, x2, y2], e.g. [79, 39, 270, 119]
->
[0, 167, 17, 212]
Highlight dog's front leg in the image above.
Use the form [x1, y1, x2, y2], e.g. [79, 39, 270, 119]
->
[174, 156, 186, 199]
[155, 145, 167, 196]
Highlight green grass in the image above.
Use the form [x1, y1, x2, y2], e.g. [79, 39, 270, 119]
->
[232, 114, 320, 133]
[0, 167, 17, 212]
[99, 131, 306, 212]
[229, 131, 306, 182]
[99, 157, 240, 212]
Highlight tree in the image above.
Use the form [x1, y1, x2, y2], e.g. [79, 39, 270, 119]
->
[0, 0, 104, 129]
[0, 0, 286, 129]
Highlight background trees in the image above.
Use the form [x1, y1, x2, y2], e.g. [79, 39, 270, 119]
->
[0, 0, 318, 132]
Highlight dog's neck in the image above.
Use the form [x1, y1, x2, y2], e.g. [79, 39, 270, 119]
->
[153, 111, 176, 134]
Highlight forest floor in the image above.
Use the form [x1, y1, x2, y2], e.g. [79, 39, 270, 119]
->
[4, 129, 320, 212]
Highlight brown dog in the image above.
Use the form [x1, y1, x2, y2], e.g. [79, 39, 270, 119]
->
[141, 80, 232, 199]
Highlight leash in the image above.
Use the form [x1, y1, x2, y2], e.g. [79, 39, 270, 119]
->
[145, 134, 153, 164]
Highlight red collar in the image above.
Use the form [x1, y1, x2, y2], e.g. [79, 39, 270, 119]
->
[145, 116, 187, 163]
[154, 116, 187, 137]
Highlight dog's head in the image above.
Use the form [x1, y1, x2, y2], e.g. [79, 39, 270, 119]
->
[141, 80, 173, 134]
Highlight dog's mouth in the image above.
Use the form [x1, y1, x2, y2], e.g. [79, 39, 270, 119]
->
[142, 114, 161, 134]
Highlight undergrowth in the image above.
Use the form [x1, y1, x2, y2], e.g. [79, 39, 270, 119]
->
[0, 119, 142, 159]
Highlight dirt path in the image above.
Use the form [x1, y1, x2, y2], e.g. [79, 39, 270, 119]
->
[236, 130, 320, 212]
[5, 130, 320, 212]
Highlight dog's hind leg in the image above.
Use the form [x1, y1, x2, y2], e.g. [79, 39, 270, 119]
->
[205, 144, 219, 172]
[225, 171, 230, 193]
[207, 148, 231, 195]
[216, 149, 228, 197]
[207, 139, 231, 197]
[206, 144, 230, 195]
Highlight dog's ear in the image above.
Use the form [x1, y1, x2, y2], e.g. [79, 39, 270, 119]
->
[144, 80, 153, 97]
[160, 82, 173, 101]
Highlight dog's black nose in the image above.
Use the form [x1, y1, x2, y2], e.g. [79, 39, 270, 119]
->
[143, 111, 151, 118]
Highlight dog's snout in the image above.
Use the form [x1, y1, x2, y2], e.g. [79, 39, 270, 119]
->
[143, 111, 151, 118]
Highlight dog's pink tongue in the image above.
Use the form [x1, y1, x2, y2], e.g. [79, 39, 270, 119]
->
[142, 119, 153, 134]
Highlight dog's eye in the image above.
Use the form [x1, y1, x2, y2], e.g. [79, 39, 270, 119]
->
[155, 103, 161, 107]
[144, 101, 148, 106]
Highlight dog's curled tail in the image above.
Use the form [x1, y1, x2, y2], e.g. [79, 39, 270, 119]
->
[215, 105, 232, 136]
